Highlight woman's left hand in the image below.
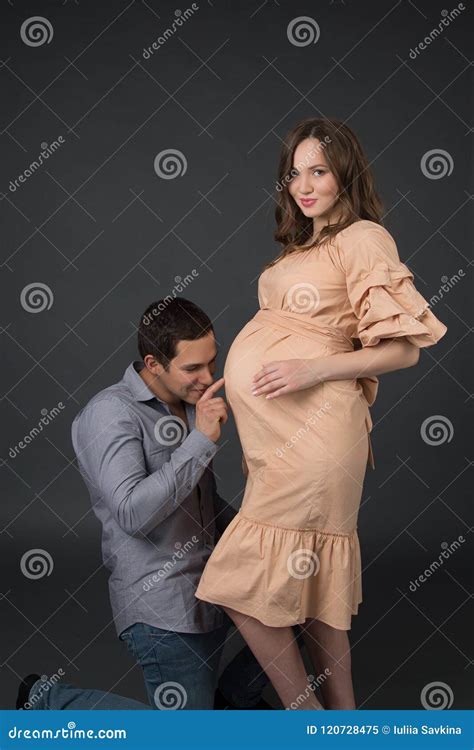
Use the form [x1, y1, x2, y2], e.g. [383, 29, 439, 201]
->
[252, 359, 323, 399]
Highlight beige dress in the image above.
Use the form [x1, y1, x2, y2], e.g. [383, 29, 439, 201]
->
[195, 220, 447, 630]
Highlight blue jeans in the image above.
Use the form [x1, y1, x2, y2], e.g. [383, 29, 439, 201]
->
[28, 616, 270, 710]
[27, 677, 149, 710]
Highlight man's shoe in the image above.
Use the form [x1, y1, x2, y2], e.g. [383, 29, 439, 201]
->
[213, 688, 232, 709]
[214, 688, 272, 710]
[246, 698, 273, 709]
[16, 674, 40, 710]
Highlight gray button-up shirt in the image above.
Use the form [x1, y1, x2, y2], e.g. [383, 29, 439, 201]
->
[71, 360, 235, 636]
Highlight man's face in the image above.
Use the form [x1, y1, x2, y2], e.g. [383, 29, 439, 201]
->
[158, 332, 218, 404]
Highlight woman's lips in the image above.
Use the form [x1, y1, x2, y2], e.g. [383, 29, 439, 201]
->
[300, 198, 318, 207]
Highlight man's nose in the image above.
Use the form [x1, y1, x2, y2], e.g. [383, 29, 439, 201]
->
[201, 370, 214, 385]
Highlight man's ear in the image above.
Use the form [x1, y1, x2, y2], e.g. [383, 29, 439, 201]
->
[143, 355, 165, 376]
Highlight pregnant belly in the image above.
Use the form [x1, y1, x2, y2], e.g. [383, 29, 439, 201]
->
[224, 318, 330, 401]
[223, 319, 334, 464]
[222, 320, 371, 524]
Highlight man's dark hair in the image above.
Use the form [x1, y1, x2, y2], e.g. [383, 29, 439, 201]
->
[138, 298, 214, 370]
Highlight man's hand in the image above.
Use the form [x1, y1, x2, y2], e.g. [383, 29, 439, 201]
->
[195, 377, 228, 442]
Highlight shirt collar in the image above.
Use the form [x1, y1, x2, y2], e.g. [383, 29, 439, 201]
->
[123, 360, 166, 403]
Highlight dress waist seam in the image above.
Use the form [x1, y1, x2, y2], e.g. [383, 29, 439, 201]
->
[253, 309, 353, 352]
[238, 512, 357, 538]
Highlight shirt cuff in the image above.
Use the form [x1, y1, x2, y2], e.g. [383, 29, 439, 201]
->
[181, 428, 218, 462]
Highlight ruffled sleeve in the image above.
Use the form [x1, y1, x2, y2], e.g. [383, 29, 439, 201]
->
[337, 221, 448, 348]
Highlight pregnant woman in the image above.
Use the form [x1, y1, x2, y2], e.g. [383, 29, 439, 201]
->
[195, 117, 447, 710]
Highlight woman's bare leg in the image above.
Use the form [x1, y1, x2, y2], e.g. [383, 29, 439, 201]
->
[222, 606, 324, 710]
[301, 618, 356, 709]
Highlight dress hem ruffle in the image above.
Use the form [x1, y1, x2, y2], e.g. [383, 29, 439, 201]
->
[195, 513, 362, 632]
[194, 590, 358, 631]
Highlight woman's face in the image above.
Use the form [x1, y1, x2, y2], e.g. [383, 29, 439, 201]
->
[287, 138, 341, 229]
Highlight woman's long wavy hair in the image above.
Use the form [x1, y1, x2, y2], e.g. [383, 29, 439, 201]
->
[264, 117, 385, 270]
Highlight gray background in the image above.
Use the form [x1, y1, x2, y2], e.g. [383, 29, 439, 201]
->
[1, 0, 472, 710]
